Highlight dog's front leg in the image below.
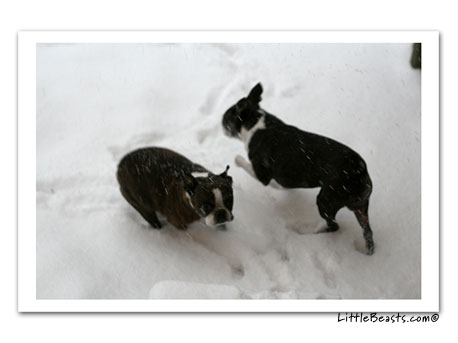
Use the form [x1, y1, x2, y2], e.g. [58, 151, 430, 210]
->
[268, 179, 285, 190]
[235, 155, 256, 179]
[235, 155, 282, 189]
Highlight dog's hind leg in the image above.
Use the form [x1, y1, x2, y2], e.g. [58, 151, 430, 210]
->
[351, 200, 374, 255]
[316, 188, 344, 233]
[120, 187, 162, 229]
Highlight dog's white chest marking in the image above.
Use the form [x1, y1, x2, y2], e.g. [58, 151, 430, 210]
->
[240, 113, 266, 151]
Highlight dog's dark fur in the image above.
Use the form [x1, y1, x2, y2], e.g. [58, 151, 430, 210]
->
[222, 83, 374, 255]
[117, 147, 234, 230]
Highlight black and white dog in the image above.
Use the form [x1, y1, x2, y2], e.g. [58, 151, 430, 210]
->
[222, 83, 374, 255]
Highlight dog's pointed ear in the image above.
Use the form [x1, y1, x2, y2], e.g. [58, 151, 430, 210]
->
[236, 98, 248, 112]
[219, 165, 232, 184]
[181, 172, 198, 196]
[247, 82, 263, 104]
[219, 165, 230, 177]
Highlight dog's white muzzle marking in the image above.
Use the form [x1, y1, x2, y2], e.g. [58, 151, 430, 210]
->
[204, 188, 231, 226]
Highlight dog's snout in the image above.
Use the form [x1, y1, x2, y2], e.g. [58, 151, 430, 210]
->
[215, 209, 227, 222]
[223, 123, 233, 137]
[214, 209, 233, 224]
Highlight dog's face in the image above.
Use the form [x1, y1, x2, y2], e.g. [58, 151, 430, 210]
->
[182, 167, 234, 226]
[222, 83, 264, 138]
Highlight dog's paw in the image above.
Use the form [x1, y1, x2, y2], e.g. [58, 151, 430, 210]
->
[235, 155, 247, 167]
[314, 224, 339, 234]
[353, 239, 374, 256]
[365, 243, 374, 256]
[217, 224, 227, 231]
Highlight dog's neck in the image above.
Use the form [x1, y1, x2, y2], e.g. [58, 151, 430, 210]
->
[240, 111, 266, 149]
[263, 109, 285, 128]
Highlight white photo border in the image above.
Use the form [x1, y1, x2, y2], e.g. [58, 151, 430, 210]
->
[18, 31, 439, 312]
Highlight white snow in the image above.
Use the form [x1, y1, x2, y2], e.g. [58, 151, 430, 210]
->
[36, 43, 420, 299]
[148, 281, 243, 299]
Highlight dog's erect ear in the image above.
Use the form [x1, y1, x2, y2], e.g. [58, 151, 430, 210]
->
[219, 165, 233, 184]
[219, 165, 230, 177]
[236, 99, 248, 112]
[247, 83, 263, 104]
[181, 172, 198, 196]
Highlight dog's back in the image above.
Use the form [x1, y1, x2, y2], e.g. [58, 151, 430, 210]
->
[249, 123, 370, 193]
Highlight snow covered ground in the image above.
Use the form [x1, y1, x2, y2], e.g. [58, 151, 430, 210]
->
[36, 43, 420, 299]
